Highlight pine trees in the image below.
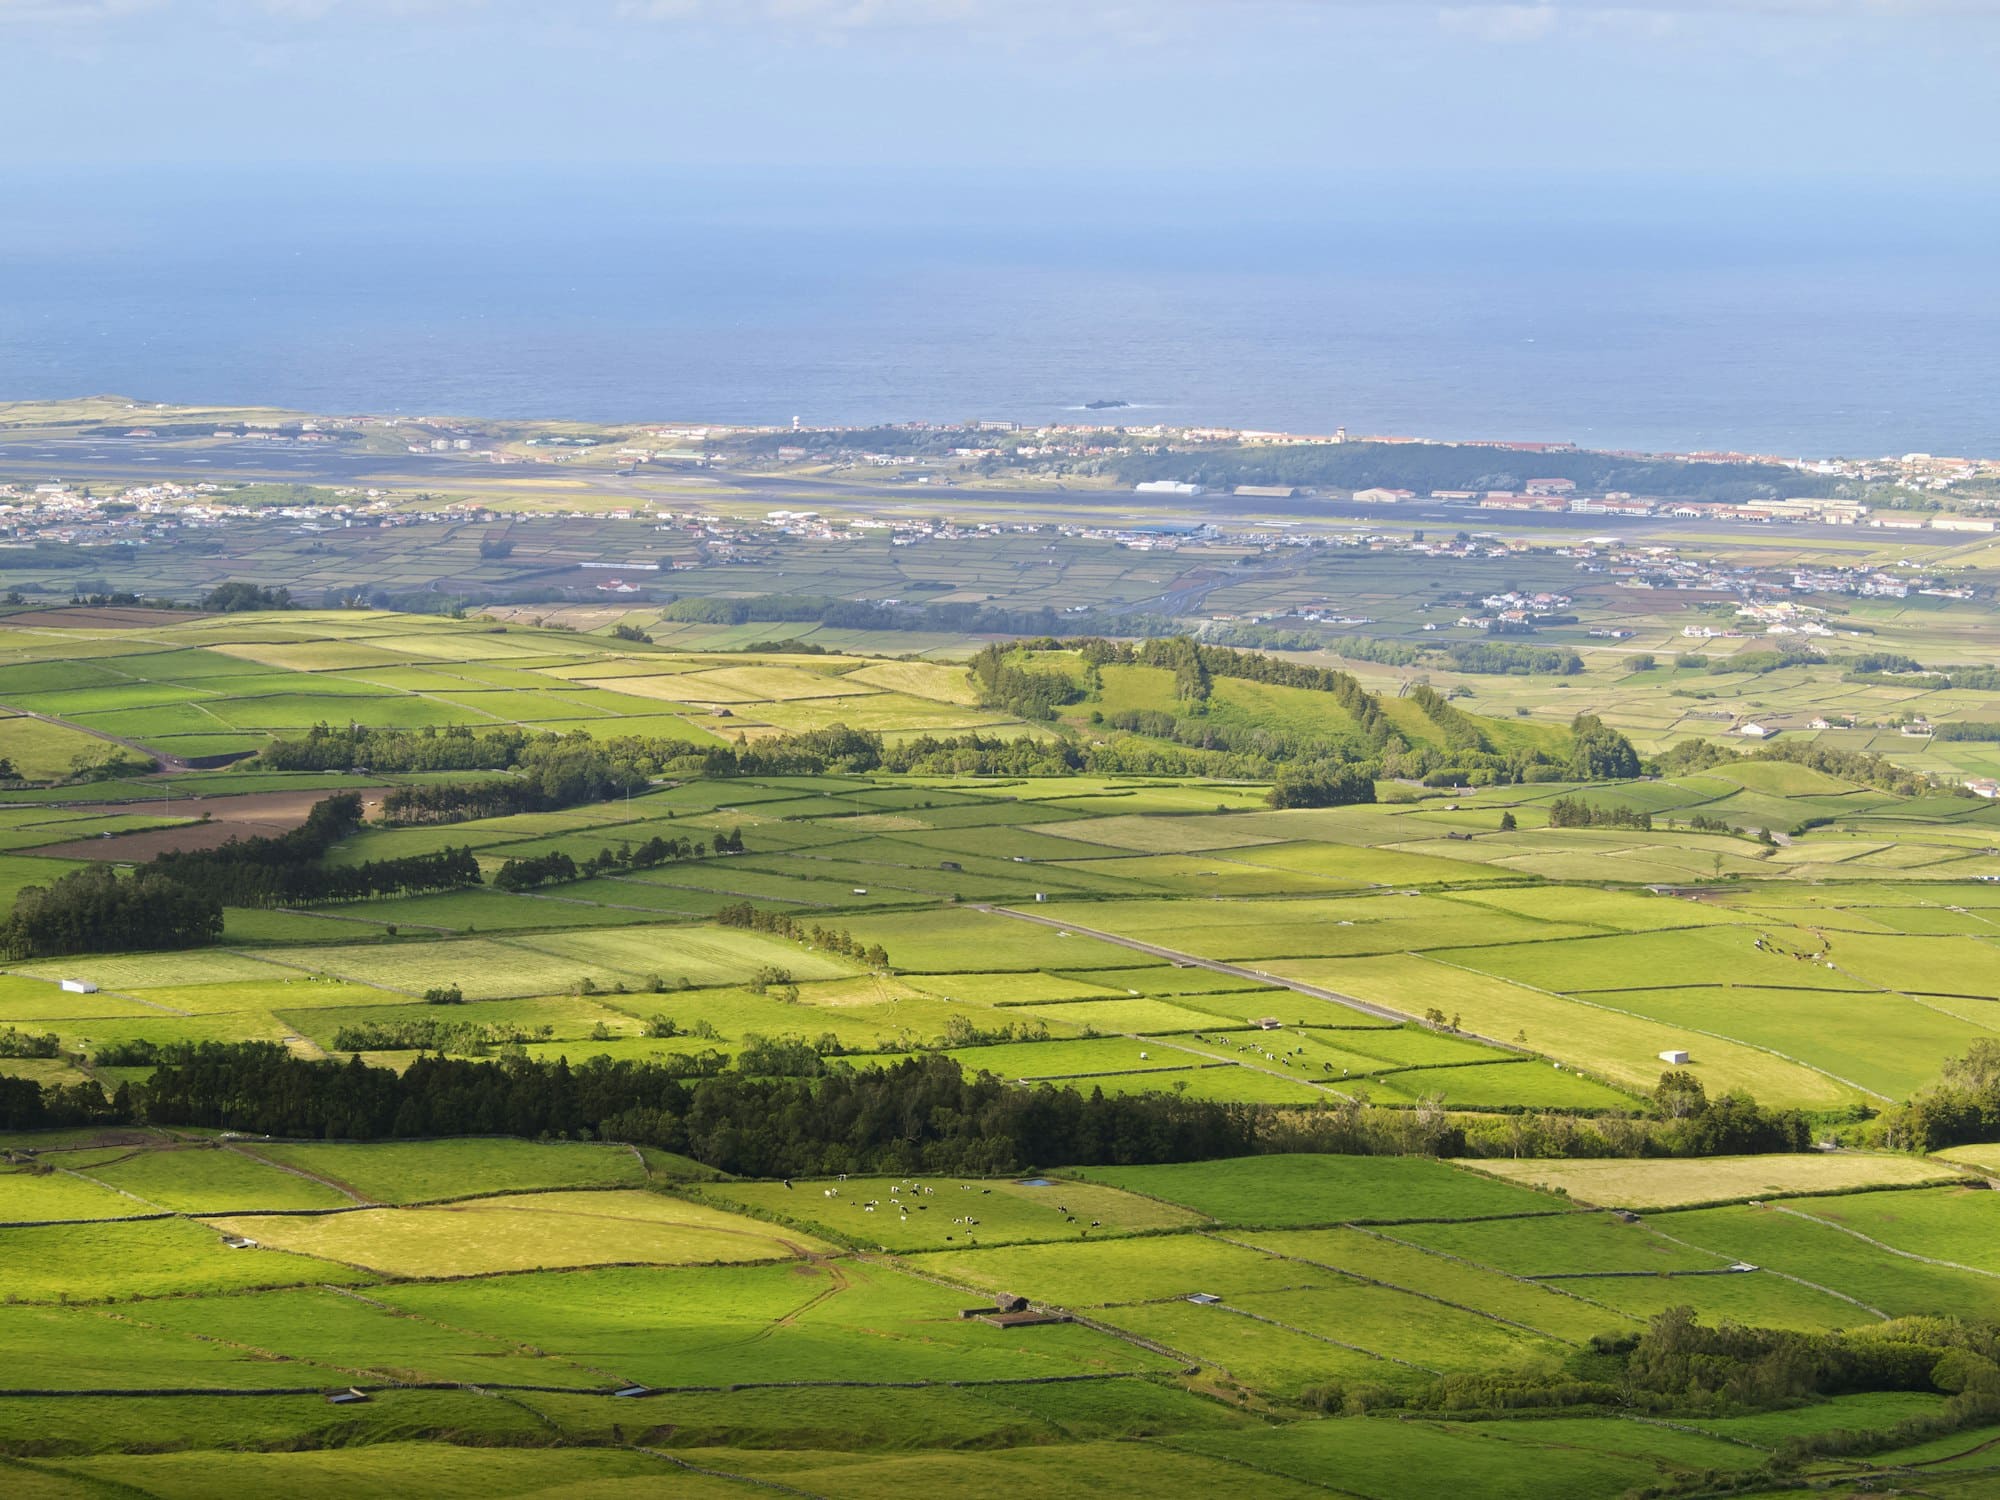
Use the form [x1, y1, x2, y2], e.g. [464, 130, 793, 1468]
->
[0, 865, 222, 959]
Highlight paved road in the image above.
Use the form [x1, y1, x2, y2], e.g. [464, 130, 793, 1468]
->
[974, 903, 1410, 1024]
[11, 708, 189, 773]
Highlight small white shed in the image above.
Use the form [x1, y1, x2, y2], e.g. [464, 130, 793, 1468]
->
[60, 979, 98, 995]
[1658, 1049, 1691, 1066]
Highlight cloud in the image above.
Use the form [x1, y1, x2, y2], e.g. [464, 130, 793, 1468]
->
[1437, 3, 1557, 39]
[0, 0, 161, 20]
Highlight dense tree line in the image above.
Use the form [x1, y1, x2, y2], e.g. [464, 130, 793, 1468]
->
[0, 1075, 125, 1131]
[262, 723, 890, 783]
[491, 851, 577, 892]
[0, 1026, 60, 1059]
[4, 1038, 1812, 1173]
[1408, 684, 1486, 755]
[132, 1046, 1258, 1176]
[1839, 656, 2000, 694]
[1931, 722, 2000, 742]
[261, 723, 544, 773]
[328, 1018, 559, 1053]
[381, 780, 568, 824]
[653, 591, 1168, 642]
[1846, 651, 1927, 675]
[153, 794, 479, 908]
[1266, 764, 1377, 808]
[878, 729, 1272, 780]
[0, 865, 222, 959]
[1202, 624, 1428, 666]
[199, 581, 296, 612]
[1442, 640, 1583, 676]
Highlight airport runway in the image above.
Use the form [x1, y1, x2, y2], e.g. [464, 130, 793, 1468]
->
[0, 434, 1888, 547]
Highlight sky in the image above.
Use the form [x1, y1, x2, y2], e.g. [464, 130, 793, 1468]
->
[2, 0, 1997, 181]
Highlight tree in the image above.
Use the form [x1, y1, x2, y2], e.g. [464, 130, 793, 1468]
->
[1943, 1039, 2000, 1093]
[0, 865, 221, 959]
[1498, 811, 1517, 832]
[1267, 764, 1375, 809]
[1569, 714, 1641, 780]
[199, 582, 295, 612]
[1654, 1069, 1708, 1120]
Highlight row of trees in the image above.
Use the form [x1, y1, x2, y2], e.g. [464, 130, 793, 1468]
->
[19, 1041, 1819, 1171]
[1442, 641, 1584, 676]
[328, 1019, 558, 1053]
[1545, 795, 1654, 831]
[1266, 764, 1377, 809]
[0, 793, 489, 958]
[260, 723, 546, 773]
[0, 1026, 60, 1058]
[713, 903, 890, 969]
[495, 828, 745, 893]
[133, 1047, 1256, 1176]
[154, 795, 479, 908]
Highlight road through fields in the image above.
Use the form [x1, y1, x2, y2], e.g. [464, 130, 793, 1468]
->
[974, 902, 1411, 1024]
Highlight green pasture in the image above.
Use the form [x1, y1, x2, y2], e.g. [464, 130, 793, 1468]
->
[203, 1189, 828, 1277]
[1236, 1226, 1626, 1342]
[1073, 1154, 1554, 1227]
[1461, 1153, 1964, 1209]
[2, 606, 2000, 1482]
[1635, 1201, 2000, 1321]
[241, 1138, 654, 1203]
[0, 1217, 374, 1302]
[701, 1173, 1205, 1251]
[1172, 1411, 1764, 1500]
[64, 1142, 354, 1213]
[376, 1260, 1173, 1388]
[1277, 953, 1867, 1108]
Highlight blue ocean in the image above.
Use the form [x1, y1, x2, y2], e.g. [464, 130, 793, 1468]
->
[2, 168, 1995, 458]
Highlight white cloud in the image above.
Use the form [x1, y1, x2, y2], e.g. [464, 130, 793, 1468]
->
[1437, 2, 1557, 39]
[0, 0, 161, 21]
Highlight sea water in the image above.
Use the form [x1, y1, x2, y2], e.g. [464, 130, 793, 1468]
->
[2, 167, 1994, 458]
